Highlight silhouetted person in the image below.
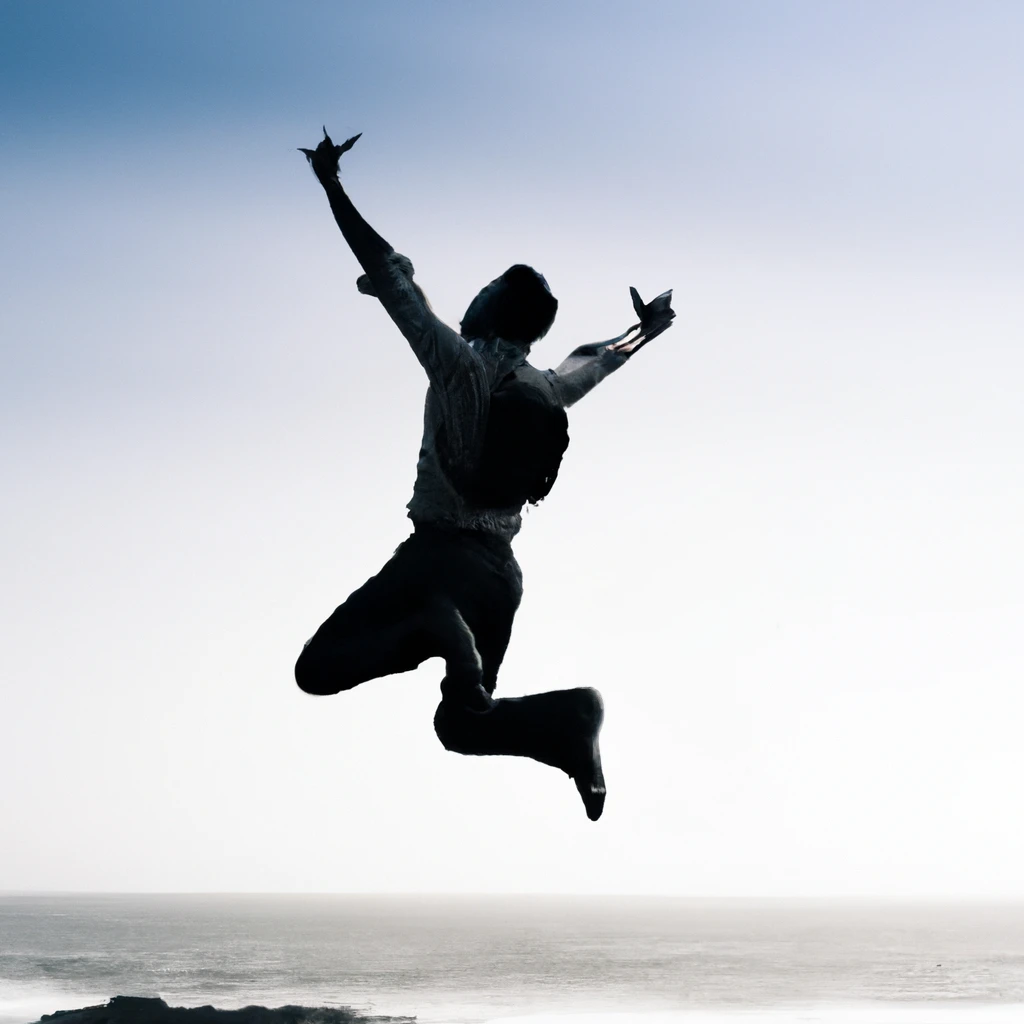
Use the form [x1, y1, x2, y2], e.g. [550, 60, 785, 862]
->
[295, 129, 675, 820]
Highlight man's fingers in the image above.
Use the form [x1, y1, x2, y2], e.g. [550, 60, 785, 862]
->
[610, 338, 641, 354]
[610, 325, 642, 349]
[337, 133, 362, 155]
[628, 319, 674, 355]
[630, 286, 646, 320]
[610, 317, 675, 355]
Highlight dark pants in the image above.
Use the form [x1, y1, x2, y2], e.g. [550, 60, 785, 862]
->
[294, 523, 601, 774]
[295, 523, 522, 697]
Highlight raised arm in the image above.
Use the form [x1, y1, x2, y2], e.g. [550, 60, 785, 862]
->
[300, 130, 442, 348]
[301, 130, 490, 455]
[548, 288, 676, 407]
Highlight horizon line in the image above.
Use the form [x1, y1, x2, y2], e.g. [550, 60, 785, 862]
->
[4, 890, 1024, 902]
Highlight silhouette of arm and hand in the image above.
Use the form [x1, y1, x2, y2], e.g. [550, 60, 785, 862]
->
[549, 286, 676, 406]
[300, 128, 489, 467]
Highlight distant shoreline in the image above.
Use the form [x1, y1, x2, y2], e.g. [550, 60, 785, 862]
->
[27, 997, 1024, 1024]
[7, 892, 1024, 902]
[33, 996, 415, 1024]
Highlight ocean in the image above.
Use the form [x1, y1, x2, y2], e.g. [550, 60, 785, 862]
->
[1, 896, 1023, 1024]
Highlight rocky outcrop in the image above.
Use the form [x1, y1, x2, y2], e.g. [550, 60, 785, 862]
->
[36, 995, 415, 1024]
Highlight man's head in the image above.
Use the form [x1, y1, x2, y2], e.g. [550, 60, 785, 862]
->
[460, 265, 557, 348]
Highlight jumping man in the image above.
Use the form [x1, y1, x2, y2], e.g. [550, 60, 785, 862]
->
[295, 129, 675, 821]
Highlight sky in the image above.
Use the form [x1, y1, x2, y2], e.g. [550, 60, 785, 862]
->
[1, 0, 1023, 896]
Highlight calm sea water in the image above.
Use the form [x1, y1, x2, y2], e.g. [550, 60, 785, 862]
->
[1, 896, 1023, 1024]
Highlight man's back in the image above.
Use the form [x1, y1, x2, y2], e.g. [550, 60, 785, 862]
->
[407, 337, 534, 541]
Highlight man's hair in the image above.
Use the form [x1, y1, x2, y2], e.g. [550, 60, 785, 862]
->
[460, 265, 557, 346]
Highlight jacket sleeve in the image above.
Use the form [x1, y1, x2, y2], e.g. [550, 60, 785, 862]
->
[317, 178, 490, 466]
[407, 308, 491, 470]
[547, 339, 630, 408]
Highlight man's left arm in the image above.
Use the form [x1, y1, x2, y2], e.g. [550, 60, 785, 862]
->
[548, 288, 676, 407]
[549, 335, 632, 408]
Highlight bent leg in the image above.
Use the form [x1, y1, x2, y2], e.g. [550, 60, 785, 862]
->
[296, 609, 431, 696]
[295, 529, 497, 697]
[296, 595, 484, 696]
[426, 532, 605, 818]
[433, 687, 607, 821]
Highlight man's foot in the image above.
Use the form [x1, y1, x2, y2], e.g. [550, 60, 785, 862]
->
[564, 688, 606, 821]
[432, 684, 607, 819]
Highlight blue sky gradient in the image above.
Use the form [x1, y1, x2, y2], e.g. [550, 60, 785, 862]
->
[2, 2, 1023, 894]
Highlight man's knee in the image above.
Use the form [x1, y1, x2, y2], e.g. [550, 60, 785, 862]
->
[433, 701, 459, 751]
[433, 699, 478, 754]
[294, 642, 344, 696]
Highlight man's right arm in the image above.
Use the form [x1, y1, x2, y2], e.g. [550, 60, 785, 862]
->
[302, 130, 488, 461]
[304, 133, 438, 350]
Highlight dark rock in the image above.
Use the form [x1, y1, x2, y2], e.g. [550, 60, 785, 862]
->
[35, 995, 414, 1024]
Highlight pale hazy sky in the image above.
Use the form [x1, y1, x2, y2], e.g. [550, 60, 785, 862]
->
[2, 1, 1023, 896]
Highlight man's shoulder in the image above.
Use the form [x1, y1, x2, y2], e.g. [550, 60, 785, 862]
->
[511, 360, 561, 388]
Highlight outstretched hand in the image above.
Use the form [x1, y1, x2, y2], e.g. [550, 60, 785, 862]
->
[299, 127, 361, 183]
[607, 287, 676, 355]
